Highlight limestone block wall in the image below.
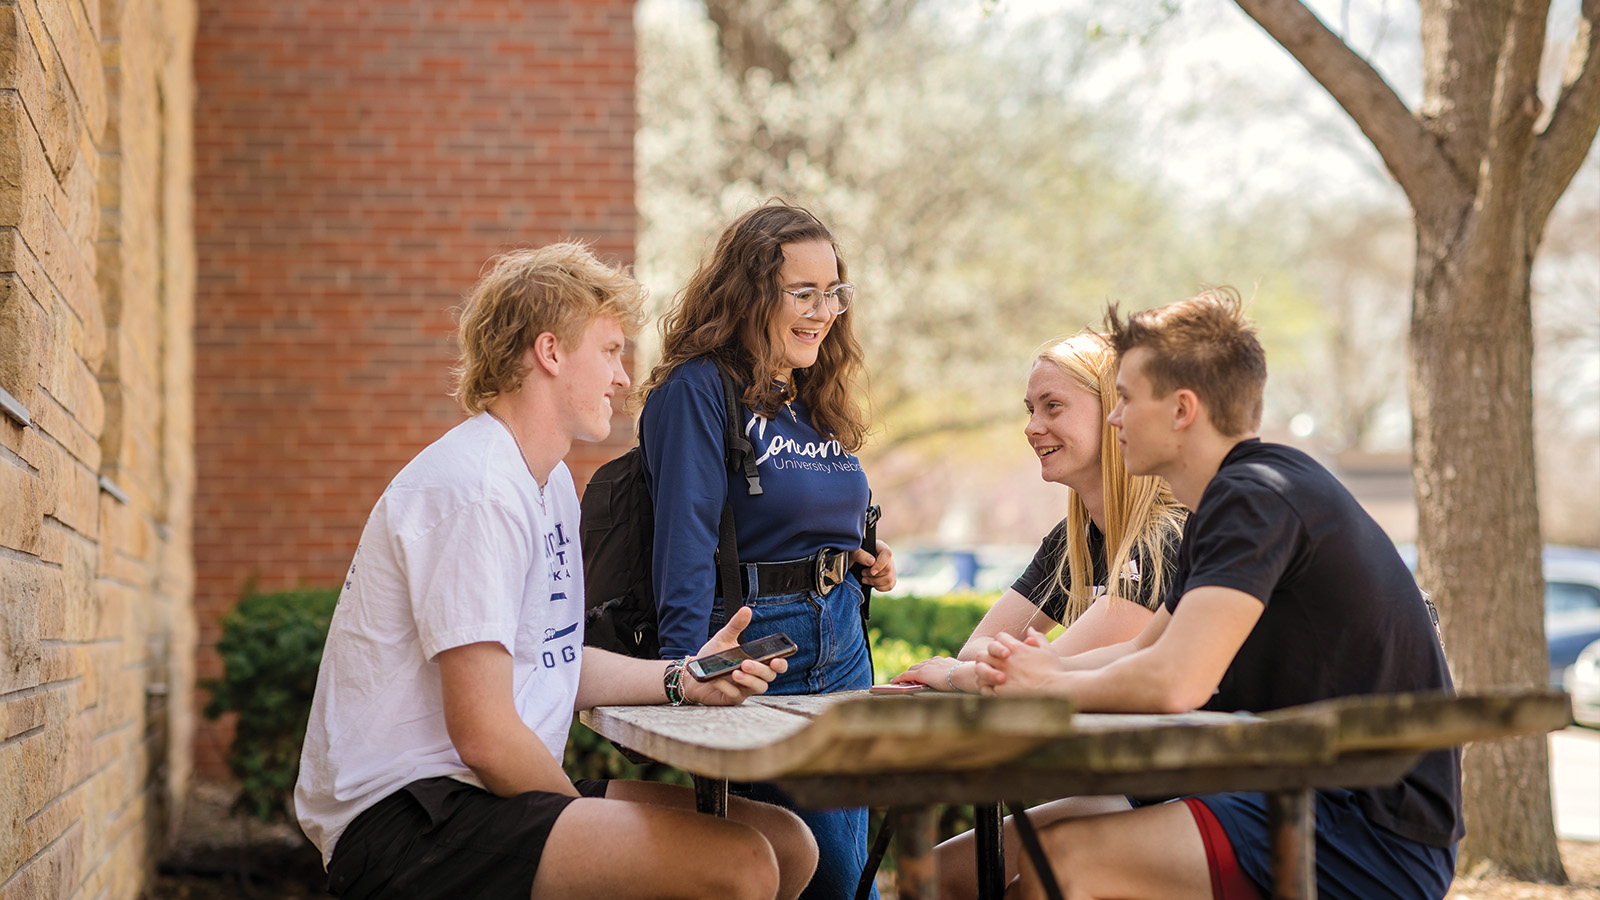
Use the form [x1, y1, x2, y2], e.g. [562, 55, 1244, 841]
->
[0, 0, 196, 897]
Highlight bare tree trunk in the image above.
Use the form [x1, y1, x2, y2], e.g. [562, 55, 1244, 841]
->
[1411, 208, 1562, 879]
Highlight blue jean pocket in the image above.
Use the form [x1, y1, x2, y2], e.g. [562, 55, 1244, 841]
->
[712, 574, 868, 695]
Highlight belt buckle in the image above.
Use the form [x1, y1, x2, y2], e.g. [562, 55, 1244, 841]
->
[815, 549, 846, 594]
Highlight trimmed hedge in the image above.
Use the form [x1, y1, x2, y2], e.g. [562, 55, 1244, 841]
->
[867, 590, 994, 659]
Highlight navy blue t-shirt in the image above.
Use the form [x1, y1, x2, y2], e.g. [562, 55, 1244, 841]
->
[640, 359, 871, 658]
[1172, 439, 1463, 848]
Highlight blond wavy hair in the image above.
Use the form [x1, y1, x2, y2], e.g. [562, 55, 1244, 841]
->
[1038, 332, 1187, 621]
[453, 243, 646, 415]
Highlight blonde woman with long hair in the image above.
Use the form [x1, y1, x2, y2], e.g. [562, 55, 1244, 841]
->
[894, 331, 1185, 688]
[891, 331, 1186, 899]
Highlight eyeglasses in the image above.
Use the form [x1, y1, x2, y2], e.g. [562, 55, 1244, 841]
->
[782, 283, 855, 318]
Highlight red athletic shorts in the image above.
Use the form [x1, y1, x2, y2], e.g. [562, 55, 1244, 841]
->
[1183, 797, 1266, 900]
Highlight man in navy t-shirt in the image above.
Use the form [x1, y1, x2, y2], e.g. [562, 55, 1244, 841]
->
[975, 289, 1461, 900]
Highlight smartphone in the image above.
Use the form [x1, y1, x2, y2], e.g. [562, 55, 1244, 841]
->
[868, 682, 929, 694]
[686, 633, 799, 681]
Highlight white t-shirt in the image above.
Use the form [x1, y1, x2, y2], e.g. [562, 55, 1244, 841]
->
[294, 413, 586, 864]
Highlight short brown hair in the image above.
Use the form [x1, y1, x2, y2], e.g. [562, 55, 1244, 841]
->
[1105, 287, 1266, 437]
[453, 243, 646, 414]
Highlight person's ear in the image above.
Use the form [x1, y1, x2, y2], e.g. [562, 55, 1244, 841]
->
[1171, 388, 1202, 431]
[529, 332, 561, 377]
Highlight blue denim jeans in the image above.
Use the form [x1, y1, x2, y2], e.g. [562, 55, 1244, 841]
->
[714, 570, 878, 900]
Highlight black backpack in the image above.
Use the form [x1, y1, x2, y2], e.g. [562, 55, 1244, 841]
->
[580, 362, 762, 658]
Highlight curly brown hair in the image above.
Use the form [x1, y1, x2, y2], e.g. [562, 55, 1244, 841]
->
[641, 202, 868, 450]
[1105, 287, 1266, 437]
[453, 243, 646, 415]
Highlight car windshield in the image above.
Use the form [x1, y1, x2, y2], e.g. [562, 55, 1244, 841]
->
[1548, 581, 1600, 617]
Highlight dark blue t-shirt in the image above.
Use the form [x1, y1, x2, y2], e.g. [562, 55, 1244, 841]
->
[640, 359, 871, 658]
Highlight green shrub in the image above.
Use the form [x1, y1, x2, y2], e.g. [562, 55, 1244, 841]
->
[203, 586, 340, 823]
[868, 591, 996, 679]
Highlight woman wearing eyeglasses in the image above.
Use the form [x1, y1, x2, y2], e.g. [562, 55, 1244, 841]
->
[636, 201, 895, 900]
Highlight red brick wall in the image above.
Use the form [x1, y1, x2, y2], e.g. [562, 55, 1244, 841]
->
[193, 1, 637, 776]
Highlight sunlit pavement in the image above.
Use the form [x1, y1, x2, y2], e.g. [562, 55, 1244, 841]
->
[1552, 727, 1600, 840]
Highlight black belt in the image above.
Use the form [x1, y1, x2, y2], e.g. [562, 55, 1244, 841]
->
[720, 548, 850, 598]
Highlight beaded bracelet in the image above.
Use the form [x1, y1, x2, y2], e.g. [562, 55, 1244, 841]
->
[663, 657, 691, 706]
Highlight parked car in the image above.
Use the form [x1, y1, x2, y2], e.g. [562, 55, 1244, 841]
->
[886, 544, 1037, 598]
[1566, 637, 1600, 728]
[1398, 544, 1600, 687]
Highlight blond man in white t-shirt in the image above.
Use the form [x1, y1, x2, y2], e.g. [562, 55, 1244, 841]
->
[295, 243, 818, 900]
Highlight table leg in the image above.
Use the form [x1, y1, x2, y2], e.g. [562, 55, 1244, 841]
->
[892, 806, 939, 900]
[1266, 789, 1315, 900]
[694, 775, 728, 818]
[974, 803, 1005, 900]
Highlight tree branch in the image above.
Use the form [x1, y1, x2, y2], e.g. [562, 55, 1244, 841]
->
[1527, 0, 1600, 236]
[1466, 0, 1549, 267]
[1422, 2, 1516, 188]
[1232, 0, 1464, 212]
[706, 0, 796, 83]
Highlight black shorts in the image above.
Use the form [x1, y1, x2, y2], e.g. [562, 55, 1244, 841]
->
[326, 776, 610, 900]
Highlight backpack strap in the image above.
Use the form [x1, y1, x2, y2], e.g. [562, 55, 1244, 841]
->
[711, 361, 761, 623]
[715, 501, 743, 624]
[715, 362, 763, 497]
[858, 498, 880, 684]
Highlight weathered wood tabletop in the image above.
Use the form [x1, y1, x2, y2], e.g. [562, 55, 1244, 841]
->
[580, 688, 1570, 900]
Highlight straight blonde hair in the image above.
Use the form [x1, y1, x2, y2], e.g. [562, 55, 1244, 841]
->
[1038, 332, 1186, 622]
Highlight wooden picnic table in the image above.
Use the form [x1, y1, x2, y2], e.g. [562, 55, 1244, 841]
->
[580, 688, 1570, 900]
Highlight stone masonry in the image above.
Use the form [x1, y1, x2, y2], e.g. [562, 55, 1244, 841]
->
[1, 0, 198, 897]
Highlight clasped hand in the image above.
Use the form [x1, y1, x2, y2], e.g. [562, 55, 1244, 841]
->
[971, 628, 1063, 696]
